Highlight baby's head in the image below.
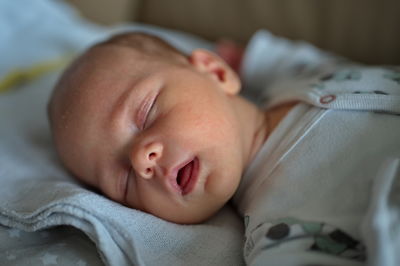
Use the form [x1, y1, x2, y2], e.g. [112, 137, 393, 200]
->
[48, 32, 254, 224]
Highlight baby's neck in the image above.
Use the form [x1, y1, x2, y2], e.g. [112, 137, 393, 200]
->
[266, 101, 299, 135]
[230, 96, 298, 168]
[228, 95, 267, 167]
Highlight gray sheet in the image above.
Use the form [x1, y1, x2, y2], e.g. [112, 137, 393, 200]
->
[0, 225, 103, 266]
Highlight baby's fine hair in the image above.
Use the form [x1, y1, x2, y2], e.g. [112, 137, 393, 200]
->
[95, 32, 187, 61]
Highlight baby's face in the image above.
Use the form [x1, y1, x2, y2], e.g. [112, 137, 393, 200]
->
[52, 44, 247, 223]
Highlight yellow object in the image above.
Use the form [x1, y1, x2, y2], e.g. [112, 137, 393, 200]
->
[0, 56, 71, 93]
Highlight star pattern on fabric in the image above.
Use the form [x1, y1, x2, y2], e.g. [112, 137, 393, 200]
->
[40, 231, 50, 238]
[6, 253, 16, 260]
[55, 242, 67, 248]
[8, 228, 21, 238]
[40, 253, 58, 265]
[77, 259, 87, 266]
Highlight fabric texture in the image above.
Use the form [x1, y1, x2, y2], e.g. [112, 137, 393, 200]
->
[234, 103, 400, 265]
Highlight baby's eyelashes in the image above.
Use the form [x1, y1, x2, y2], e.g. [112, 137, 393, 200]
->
[143, 93, 159, 130]
[136, 92, 158, 130]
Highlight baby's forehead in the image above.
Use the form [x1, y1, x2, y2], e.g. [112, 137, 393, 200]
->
[84, 44, 142, 67]
[54, 38, 183, 116]
[66, 46, 140, 88]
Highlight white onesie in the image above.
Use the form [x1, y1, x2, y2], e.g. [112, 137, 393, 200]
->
[234, 30, 400, 266]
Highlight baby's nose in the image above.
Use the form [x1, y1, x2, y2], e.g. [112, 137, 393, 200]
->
[131, 141, 163, 179]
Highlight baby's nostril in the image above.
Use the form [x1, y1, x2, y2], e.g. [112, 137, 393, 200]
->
[148, 152, 156, 160]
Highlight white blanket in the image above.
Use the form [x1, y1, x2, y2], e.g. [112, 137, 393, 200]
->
[0, 1, 244, 265]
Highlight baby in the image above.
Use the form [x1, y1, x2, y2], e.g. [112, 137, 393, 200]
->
[48, 32, 287, 224]
[49, 32, 400, 265]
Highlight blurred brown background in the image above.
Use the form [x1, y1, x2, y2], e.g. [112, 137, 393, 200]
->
[67, 0, 400, 65]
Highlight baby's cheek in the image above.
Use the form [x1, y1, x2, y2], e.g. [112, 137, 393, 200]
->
[199, 110, 238, 142]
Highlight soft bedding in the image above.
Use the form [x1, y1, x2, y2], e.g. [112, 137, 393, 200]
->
[0, 1, 243, 265]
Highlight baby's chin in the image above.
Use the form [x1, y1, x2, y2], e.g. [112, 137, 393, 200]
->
[160, 212, 215, 225]
[153, 202, 226, 225]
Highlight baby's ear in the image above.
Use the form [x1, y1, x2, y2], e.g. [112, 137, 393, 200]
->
[189, 49, 240, 95]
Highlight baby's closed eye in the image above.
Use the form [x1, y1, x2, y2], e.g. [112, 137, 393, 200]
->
[137, 92, 159, 130]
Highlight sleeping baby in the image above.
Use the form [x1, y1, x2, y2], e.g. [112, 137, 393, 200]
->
[48, 31, 400, 265]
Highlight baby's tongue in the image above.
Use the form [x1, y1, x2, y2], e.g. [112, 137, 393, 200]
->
[177, 161, 193, 189]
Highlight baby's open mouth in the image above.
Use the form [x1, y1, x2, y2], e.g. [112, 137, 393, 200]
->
[176, 158, 199, 195]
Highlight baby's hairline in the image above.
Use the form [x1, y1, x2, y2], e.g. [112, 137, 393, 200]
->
[92, 31, 189, 62]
